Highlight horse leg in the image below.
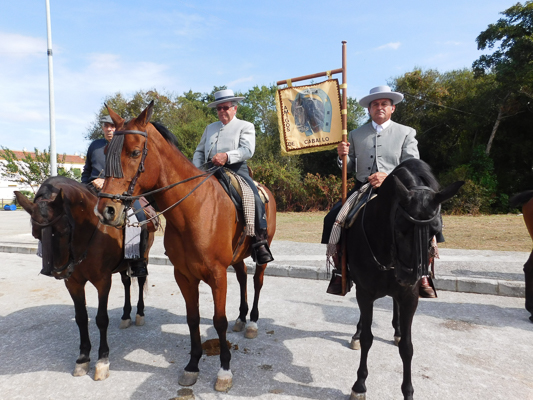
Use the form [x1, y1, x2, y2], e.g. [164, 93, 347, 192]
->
[524, 252, 533, 322]
[66, 279, 91, 377]
[135, 276, 146, 326]
[351, 295, 374, 400]
[208, 271, 233, 392]
[119, 270, 133, 329]
[246, 261, 268, 339]
[174, 271, 202, 387]
[392, 298, 401, 345]
[232, 261, 248, 333]
[350, 317, 362, 350]
[397, 295, 419, 400]
[94, 279, 112, 381]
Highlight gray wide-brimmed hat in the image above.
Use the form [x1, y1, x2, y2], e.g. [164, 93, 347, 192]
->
[207, 89, 245, 108]
[358, 85, 404, 108]
[100, 115, 115, 125]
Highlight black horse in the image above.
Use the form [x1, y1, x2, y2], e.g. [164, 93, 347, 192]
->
[15, 176, 154, 380]
[345, 159, 463, 400]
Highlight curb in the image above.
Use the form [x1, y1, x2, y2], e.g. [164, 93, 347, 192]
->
[1, 244, 525, 298]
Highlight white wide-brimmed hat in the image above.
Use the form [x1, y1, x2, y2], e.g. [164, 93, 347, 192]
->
[207, 89, 245, 108]
[358, 85, 404, 108]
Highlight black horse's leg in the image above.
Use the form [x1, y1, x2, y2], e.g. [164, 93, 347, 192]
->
[66, 279, 91, 377]
[119, 270, 133, 328]
[232, 261, 249, 332]
[392, 298, 401, 345]
[397, 294, 419, 400]
[352, 292, 374, 397]
[136, 276, 146, 325]
[247, 261, 267, 339]
[175, 270, 202, 387]
[524, 252, 533, 323]
[94, 279, 112, 381]
[350, 317, 362, 350]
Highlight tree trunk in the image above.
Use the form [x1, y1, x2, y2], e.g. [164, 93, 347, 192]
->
[486, 106, 504, 156]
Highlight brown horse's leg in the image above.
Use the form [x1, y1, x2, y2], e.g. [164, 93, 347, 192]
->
[207, 270, 233, 392]
[524, 251, 533, 322]
[94, 278, 112, 381]
[174, 270, 202, 387]
[65, 279, 91, 377]
[136, 276, 146, 326]
[232, 261, 248, 332]
[119, 270, 133, 329]
[246, 261, 267, 339]
[397, 293, 419, 400]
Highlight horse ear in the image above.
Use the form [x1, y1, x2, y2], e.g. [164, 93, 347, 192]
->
[435, 181, 464, 204]
[135, 100, 155, 128]
[393, 175, 410, 202]
[105, 104, 125, 130]
[51, 189, 65, 210]
[14, 191, 34, 214]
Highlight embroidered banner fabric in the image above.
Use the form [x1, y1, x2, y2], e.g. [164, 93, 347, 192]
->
[276, 79, 342, 155]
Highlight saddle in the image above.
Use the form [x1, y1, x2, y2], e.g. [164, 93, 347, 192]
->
[342, 192, 377, 229]
[216, 168, 269, 211]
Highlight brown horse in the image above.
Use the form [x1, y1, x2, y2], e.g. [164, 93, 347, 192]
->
[510, 190, 533, 323]
[95, 101, 276, 391]
[15, 176, 154, 380]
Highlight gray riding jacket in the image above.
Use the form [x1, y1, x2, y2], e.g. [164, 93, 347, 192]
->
[340, 121, 419, 183]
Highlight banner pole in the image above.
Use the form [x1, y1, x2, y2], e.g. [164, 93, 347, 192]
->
[341, 41, 348, 295]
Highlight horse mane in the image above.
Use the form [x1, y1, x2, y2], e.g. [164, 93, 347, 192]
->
[510, 190, 533, 208]
[151, 121, 181, 150]
[389, 158, 440, 191]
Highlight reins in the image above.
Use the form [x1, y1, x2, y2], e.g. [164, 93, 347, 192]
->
[361, 184, 441, 273]
[97, 127, 222, 228]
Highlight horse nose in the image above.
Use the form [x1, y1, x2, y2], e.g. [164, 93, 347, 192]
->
[103, 205, 116, 221]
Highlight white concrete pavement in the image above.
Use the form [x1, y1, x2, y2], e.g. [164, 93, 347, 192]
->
[1, 252, 532, 400]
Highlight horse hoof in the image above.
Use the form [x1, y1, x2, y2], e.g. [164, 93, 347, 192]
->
[214, 368, 233, 392]
[350, 390, 366, 400]
[178, 370, 199, 386]
[232, 318, 245, 332]
[135, 314, 145, 326]
[119, 319, 132, 329]
[244, 321, 258, 339]
[73, 362, 89, 377]
[394, 336, 401, 346]
[349, 339, 361, 350]
[94, 359, 110, 381]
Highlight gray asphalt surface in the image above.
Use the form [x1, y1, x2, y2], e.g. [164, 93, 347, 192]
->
[1, 210, 532, 399]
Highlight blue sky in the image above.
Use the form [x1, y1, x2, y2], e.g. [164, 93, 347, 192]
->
[0, 0, 514, 155]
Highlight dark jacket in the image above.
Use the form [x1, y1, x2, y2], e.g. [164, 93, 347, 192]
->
[81, 139, 107, 184]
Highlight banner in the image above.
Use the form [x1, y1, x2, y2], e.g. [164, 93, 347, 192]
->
[276, 79, 342, 155]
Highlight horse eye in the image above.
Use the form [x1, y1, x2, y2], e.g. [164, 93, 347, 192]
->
[131, 150, 141, 158]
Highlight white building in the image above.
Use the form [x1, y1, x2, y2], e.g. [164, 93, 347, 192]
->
[0, 150, 85, 205]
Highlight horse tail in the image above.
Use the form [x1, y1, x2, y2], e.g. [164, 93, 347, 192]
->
[510, 190, 533, 208]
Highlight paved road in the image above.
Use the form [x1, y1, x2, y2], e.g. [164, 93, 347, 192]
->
[1, 252, 532, 400]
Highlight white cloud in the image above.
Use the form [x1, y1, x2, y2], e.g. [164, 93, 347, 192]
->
[0, 32, 47, 58]
[227, 76, 254, 88]
[376, 42, 401, 51]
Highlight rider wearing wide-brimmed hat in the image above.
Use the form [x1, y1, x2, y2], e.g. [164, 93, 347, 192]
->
[321, 85, 442, 296]
[192, 89, 274, 265]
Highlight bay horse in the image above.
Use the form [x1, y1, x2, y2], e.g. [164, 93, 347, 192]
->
[345, 159, 463, 400]
[15, 176, 154, 380]
[95, 101, 276, 392]
[510, 190, 533, 323]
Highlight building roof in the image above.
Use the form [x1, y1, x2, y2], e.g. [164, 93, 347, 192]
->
[0, 150, 85, 164]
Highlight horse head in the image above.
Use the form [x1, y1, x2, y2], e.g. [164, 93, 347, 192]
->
[96, 101, 160, 227]
[384, 161, 464, 286]
[15, 182, 78, 279]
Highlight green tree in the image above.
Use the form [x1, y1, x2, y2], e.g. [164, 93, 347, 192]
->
[0, 147, 78, 193]
[473, 1, 533, 155]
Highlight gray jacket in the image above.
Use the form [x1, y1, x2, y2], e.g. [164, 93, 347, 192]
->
[192, 117, 255, 167]
[341, 121, 419, 183]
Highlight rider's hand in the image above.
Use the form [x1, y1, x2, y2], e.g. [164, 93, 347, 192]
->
[368, 172, 387, 188]
[212, 152, 229, 166]
[337, 141, 350, 157]
[93, 178, 105, 190]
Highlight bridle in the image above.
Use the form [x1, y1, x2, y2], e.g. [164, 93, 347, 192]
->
[32, 204, 98, 279]
[97, 128, 221, 227]
[361, 185, 441, 279]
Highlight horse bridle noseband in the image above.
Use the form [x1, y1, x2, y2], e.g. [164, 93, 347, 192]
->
[362, 185, 441, 275]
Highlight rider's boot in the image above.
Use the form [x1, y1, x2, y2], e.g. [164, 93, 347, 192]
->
[252, 228, 274, 265]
